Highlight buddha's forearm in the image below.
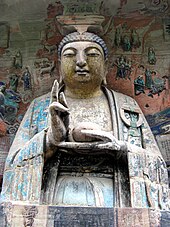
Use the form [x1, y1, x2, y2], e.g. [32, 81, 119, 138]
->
[44, 129, 58, 161]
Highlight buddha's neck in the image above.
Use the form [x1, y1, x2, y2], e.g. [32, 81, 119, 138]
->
[64, 85, 103, 99]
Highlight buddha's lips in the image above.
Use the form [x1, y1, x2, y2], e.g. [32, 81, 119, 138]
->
[75, 70, 89, 74]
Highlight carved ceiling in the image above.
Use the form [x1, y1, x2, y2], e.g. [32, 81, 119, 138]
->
[0, 0, 169, 21]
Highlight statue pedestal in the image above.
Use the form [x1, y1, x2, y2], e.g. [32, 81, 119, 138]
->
[0, 204, 170, 227]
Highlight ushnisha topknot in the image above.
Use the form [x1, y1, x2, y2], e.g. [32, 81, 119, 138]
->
[58, 32, 108, 60]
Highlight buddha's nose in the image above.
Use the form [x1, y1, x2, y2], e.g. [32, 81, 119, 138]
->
[76, 52, 87, 67]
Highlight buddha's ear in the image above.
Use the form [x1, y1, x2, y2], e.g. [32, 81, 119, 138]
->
[102, 60, 108, 86]
[58, 59, 63, 84]
[102, 59, 108, 86]
[104, 59, 109, 75]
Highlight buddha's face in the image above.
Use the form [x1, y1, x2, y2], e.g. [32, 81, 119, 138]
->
[60, 41, 106, 90]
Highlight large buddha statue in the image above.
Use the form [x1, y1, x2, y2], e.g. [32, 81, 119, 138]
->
[1, 32, 169, 209]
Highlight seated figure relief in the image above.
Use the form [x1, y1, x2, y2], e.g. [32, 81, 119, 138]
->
[1, 32, 169, 209]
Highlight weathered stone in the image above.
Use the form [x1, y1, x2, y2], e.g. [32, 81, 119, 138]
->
[48, 206, 114, 227]
[0, 205, 6, 227]
[149, 209, 161, 227]
[1, 18, 169, 224]
[160, 211, 170, 227]
[0, 205, 169, 227]
[0, 23, 9, 48]
[116, 208, 150, 227]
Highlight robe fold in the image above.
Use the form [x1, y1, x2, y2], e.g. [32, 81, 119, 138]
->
[1, 87, 168, 209]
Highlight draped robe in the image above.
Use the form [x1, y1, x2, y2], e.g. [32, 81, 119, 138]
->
[1, 87, 169, 209]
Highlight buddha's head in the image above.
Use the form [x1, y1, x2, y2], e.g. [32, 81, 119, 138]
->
[58, 32, 108, 92]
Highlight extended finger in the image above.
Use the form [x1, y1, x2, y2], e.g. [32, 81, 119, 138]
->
[50, 80, 59, 103]
[49, 101, 69, 113]
[59, 92, 68, 108]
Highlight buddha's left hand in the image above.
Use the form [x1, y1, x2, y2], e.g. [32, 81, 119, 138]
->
[57, 129, 128, 155]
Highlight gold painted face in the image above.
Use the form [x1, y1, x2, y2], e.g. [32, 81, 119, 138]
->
[60, 41, 106, 90]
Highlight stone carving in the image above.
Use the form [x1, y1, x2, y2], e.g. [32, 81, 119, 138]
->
[145, 68, 153, 89]
[0, 205, 6, 227]
[163, 17, 170, 41]
[156, 134, 170, 163]
[114, 27, 121, 48]
[149, 209, 161, 227]
[147, 72, 166, 97]
[7, 122, 20, 135]
[0, 23, 10, 48]
[0, 83, 6, 120]
[13, 50, 22, 69]
[1, 31, 169, 210]
[9, 74, 19, 92]
[114, 24, 141, 51]
[64, 1, 99, 15]
[3, 202, 13, 227]
[117, 208, 150, 227]
[131, 29, 141, 48]
[47, 1, 64, 18]
[0, 82, 20, 124]
[22, 206, 38, 227]
[21, 67, 32, 91]
[48, 207, 114, 227]
[134, 69, 166, 97]
[134, 75, 145, 95]
[114, 55, 132, 80]
[148, 47, 156, 65]
[34, 58, 55, 77]
[143, 0, 169, 14]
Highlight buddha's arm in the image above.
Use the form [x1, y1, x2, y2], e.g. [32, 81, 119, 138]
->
[5, 97, 47, 170]
[56, 130, 128, 156]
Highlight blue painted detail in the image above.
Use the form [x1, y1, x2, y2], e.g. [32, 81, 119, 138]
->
[146, 108, 170, 136]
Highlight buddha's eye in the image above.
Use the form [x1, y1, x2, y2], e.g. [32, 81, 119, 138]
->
[87, 53, 100, 57]
[86, 48, 101, 57]
[63, 49, 76, 57]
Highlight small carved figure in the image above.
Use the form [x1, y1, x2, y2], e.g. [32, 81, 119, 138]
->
[0, 82, 20, 124]
[0, 83, 6, 120]
[34, 59, 55, 77]
[131, 29, 141, 48]
[148, 47, 156, 65]
[122, 35, 131, 51]
[115, 56, 126, 79]
[124, 58, 132, 80]
[145, 68, 153, 89]
[160, 0, 169, 12]
[55, 1, 64, 15]
[134, 75, 145, 95]
[114, 56, 132, 80]
[21, 67, 32, 90]
[9, 74, 19, 92]
[114, 27, 121, 47]
[40, 60, 55, 76]
[13, 50, 22, 69]
[148, 72, 166, 97]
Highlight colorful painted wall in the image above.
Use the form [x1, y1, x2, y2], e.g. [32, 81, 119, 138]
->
[0, 0, 170, 188]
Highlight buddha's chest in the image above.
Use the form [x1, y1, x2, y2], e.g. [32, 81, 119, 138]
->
[66, 95, 112, 132]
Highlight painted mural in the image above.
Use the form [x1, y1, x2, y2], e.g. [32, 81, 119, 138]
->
[0, 0, 169, 185]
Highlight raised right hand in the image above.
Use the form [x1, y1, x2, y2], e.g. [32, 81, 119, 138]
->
[47, 80, 69, 146]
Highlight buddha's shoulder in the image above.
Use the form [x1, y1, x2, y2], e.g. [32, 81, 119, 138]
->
[32, 92, 51, 103]
[107, 88, 138, 106]
[28, 92, 51, 110]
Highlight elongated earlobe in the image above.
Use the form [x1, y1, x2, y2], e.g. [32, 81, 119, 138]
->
[102, 77, 107, 86]
[103, 59, 108, 86]
[58, 65, 63, 84]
